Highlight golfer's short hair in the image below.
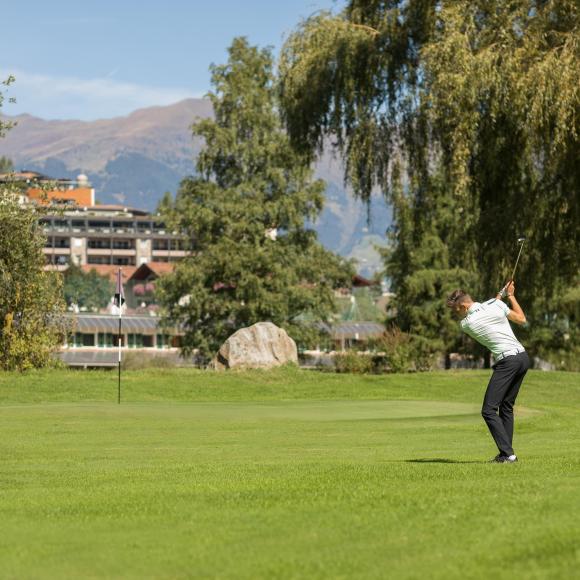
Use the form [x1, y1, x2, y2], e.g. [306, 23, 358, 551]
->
[446, 289, 472, 308]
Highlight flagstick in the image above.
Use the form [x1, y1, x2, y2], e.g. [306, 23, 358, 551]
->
[118, 313, 122, 405]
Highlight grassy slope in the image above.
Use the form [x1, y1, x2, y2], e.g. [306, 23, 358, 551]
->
[0, 368, 578, 579]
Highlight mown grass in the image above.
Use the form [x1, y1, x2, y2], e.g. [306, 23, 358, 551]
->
[0, 368, 578, 579]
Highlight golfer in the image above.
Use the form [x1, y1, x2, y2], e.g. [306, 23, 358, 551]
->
[447, 281, 529, 463]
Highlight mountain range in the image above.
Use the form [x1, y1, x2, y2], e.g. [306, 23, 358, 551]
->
[0, 99, 391, 275]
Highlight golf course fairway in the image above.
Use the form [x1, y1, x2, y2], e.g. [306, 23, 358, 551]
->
[0, 368, 578, 579]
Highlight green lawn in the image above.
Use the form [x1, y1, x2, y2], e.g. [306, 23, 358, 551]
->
[0, 368, 578, 579]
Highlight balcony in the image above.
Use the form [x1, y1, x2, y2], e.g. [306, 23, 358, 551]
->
[87, 248, 137, 256]
[151, 250, 187, 258]
[43, 247, 71, 255]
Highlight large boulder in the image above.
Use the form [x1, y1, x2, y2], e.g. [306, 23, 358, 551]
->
[213, 322, 298, 370]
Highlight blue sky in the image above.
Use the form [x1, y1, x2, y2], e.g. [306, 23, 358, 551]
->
[1, 0, 339, 120]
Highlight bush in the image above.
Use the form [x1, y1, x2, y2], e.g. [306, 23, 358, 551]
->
[371, 327, 440, 373]
[377, 327, 414, 373]
[333, 351, 375, 374]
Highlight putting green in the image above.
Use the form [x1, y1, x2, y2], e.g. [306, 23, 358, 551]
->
[0, 399, 481, 420]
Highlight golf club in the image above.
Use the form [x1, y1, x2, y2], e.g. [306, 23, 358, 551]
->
[499, 236, 526, 298]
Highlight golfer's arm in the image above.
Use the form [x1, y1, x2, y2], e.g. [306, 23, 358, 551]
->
[507, 296, 526, 325]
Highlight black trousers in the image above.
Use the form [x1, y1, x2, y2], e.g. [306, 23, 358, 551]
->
[482, 352, 530, 456]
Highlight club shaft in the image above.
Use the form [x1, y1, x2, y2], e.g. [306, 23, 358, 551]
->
[510, 242, 525, 281]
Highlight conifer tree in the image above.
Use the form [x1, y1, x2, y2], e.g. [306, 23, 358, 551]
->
[159, 38, 352, 357]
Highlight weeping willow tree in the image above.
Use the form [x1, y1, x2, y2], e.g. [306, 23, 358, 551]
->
[280, 0, 579, 357]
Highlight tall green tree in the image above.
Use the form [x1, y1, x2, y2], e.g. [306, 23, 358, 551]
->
[62, 264, 114, 312]
[0, 188, 67, 370]
[280, 0, 579, 355]
[159, 38, 352, 358]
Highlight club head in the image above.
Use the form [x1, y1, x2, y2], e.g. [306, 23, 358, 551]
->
[517, 236, 526, 244]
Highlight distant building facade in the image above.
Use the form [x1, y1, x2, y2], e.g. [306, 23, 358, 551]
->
[1, 171, 187, 270]
[41, 204, 187, 270]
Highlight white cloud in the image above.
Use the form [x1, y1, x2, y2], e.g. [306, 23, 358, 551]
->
[2, 69, 201, 121]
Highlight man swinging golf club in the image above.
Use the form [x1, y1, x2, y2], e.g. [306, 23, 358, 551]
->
[446, 277, 530, 463]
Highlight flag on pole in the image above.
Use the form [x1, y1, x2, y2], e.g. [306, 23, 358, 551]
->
[114, 268, 124, 405]
[114, 269, 125, 309]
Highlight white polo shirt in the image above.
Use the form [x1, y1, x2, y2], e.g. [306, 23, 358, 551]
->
[460, 299, 524, 357]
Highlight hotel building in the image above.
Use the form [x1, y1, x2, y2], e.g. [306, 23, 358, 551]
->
[0, 171, 187, 269]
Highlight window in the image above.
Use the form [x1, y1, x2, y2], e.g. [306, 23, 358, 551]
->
[142, 335, 154, 348]
[112, 240, 134, 250]
[97, 333, 114, 348]
[88, 221, 111, 229]
[74, 333, 96, 347]
[88, 239, 111, 249]
[112, 257, 135, 266]
[153, 239, 169, 251]
[54, 237, 70, 248]
[88, 256, 111, 265]
[127, 334, 144, 348]
[136, 221, 153, 232]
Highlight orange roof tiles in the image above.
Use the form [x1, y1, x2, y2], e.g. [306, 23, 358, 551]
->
[27, 187, 94, 207]
[80, 264, 137, 283]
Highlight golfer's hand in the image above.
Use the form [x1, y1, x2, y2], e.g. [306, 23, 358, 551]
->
[497, 282, 508, 299]
[506, 280, 515, 297]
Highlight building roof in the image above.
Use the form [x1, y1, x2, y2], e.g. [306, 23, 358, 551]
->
[316, 321, 385, 340]
[0, 171, 89, 189]
[80, 264, 137, 283]
[331, 322, 385, 339]
[70, 314, 171, 333]
[78, 204, 150, 215]
[42, 204, 151, 217]
[129, 262, 176, 281]
[352, 274, 377, 287]
[0, 170, 52, 182]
